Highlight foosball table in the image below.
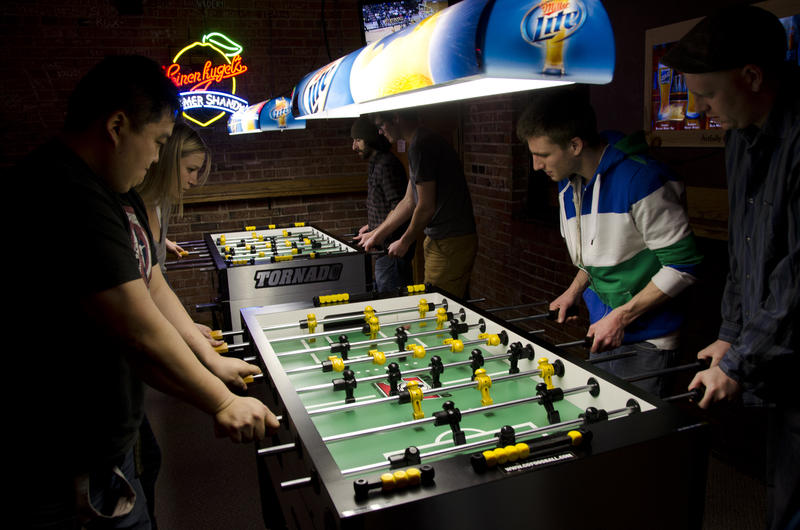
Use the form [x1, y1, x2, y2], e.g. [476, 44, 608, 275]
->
[242, 288, 709, 529]
[205, 224, 369, 333]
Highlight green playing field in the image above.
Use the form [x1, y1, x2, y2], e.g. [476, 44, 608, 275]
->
[267, 319, 584, 474]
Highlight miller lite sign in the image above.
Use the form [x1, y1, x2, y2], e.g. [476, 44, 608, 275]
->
[291, 0, 614, 117]
[521, 0, 587, 45]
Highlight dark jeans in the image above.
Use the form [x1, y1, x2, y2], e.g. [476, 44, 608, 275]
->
[767, 406, 800, 530]
[589, 341, 678, 398]
[32, 447, 151, 530]
[374, 252, 413, 293]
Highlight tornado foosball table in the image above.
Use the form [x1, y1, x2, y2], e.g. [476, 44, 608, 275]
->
[205, 223, 369, 333]
[242, 288, 709, 530]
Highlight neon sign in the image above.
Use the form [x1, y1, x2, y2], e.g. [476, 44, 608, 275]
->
[164, 32, 249, 127]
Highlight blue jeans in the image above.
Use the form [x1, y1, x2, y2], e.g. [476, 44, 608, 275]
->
[374, 252, 413, 293]
[589, 341, 678, 398]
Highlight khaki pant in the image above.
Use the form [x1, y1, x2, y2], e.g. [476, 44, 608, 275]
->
[423, 233, 478, 298]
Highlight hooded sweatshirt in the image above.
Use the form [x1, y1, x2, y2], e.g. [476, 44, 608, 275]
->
[558, 131, 702, 345]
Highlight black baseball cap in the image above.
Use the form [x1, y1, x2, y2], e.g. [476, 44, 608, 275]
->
[661, 4, 787, 73]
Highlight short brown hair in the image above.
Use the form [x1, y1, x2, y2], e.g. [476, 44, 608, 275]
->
[516, 89, 600, 147]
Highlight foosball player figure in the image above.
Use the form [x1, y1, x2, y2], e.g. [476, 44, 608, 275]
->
[496, 425, 516, 447]
[366, 316, 380, 340]
[580, 406, 608, 425]
[306, 313, 318, 343]
[387, 362, 402, 395]
[433, 400, 466, 445]
[537, 357, 558, 389]
[507, 342, 525, 374]
[473, 368, 493, 406]
[469, 349, 484, 380]
[429, 355, 444, 388]
[388, 445, 422, 468]
[405, 380, 425, 419]
[536, 381, 565, 424]
[395, 326, 408, 351]
[331, 334, 351, 360]
[435, 307, 449, 330]
[332, 369, 357, 403]
[448, 318, 470, 340]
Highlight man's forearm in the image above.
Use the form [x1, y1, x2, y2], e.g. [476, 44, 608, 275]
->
[615, 280, 671, 327]
[372, 197, 414, 243]
[399, 197, 434, 245]
[88, 279, 234, 415]
[567, 269, 591, 296]
[149, 268, 220, 366]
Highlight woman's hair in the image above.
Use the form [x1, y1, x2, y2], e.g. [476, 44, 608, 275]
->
[136, 122, 210, 217]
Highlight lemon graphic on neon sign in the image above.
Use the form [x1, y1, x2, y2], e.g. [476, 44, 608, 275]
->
[169, 33, 248, 127]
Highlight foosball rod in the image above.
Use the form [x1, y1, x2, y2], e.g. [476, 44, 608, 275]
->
[277, 318, 483, 358]
[270, 308, 464, 344]
[506, 307, 579, 324]
[206, 306, 453, 341]
[306, 366, 546, 416]
[662, 387, 704, 402]
[219, 241, 340, 257]
[624, 360, 709, 383]
[339, 399, 638, 477]
[164, 260, 214, 270]
[294, 349, 506, 394]
[260, 299, 451, 333]
[216, 229, 316, 245]
[482, 301, 548, 313]
[322, 380, 596, 443]
[284, 332, 497, 375]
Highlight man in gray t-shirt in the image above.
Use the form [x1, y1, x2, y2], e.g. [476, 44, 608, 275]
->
[359, 110, 477, 298]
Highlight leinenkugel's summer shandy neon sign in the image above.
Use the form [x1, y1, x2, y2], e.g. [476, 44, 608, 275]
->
[164, 32, 249, 127]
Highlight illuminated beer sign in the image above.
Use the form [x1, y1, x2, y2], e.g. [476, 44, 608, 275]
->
[521, 0, 587, 76]
[301, 57, 345, 115]
[521, 0, 587, 43]
[164, 32, 250, 127]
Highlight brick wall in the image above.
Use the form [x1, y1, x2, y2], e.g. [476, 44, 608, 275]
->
[2, 0, 727, 352]
[1, 0, 372, 324]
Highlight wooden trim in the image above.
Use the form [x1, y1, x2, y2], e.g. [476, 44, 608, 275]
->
[182, 175, 366, 204]
[686, 185, 728, 241]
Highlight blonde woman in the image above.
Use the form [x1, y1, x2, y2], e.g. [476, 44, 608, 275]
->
[137, 123, 224, 349]
[136, 123, 262, 528]
[137, 122, 210, 271]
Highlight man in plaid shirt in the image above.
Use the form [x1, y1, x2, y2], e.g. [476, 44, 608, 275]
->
[351, 117, 414, 292]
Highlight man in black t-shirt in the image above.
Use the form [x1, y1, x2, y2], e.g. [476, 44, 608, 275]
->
[360, 110, 478, 298]
[14, 56, 278, 529]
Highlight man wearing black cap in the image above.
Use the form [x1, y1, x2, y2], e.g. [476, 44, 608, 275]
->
[663, 5, 799, 529]
[351, 116, 414, 292]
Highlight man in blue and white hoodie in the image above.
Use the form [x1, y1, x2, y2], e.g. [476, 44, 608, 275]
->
[517, 90, 702, 397]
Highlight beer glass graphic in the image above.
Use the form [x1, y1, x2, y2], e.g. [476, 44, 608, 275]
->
[686, 90, 700, 119]
[275, 98, 288, 127]
[543, 28, 567, 75]
[657, 66, 672, 120]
